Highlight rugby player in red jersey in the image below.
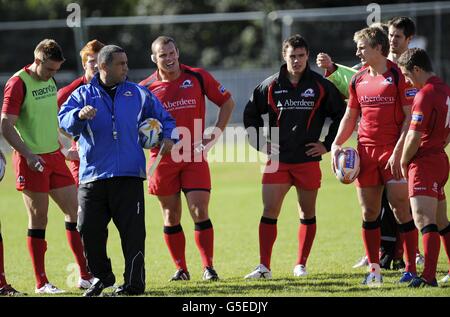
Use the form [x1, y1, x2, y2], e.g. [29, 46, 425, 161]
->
[140, 36, 235, 281]
[317, 17, 424, 271]
[57, 40, 105, 186]
[331, 27, 418, 286]
[399, 48, 450, 287]
[1, 39, 91, 293]
[243, 34, 345, 279]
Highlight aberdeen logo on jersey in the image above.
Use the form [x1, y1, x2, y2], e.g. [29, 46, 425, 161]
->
[277, 99, 314, 109]
[301, 88, 315, 98]
[411, 111, 424, 125]
[359, 95, 395, 104]
[381, 77, 393, 85]
[164, 98, 197, 110]
[180, 79, 193, 89]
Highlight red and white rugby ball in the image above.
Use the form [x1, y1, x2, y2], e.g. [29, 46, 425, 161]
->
[334, 147, 360, 184]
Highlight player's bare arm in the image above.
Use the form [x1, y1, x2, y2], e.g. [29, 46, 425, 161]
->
[0, 113, 45, 172]
[385, 105, 412, 180]
[202, 97, 235, 151]
[159, 138, 175, 156]
[400, 129, 422, 179]
[316, 52, 336, 73]
[331, 107, 360, 169]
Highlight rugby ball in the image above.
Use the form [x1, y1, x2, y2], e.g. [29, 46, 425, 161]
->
[334, 147, 360, 184]
[0, 153, 5, 182]
[139, 118, 162, 149]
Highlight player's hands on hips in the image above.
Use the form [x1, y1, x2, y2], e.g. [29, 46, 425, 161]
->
[196, 129, 223, 154]
[159, 138, 174, 156]
[306, 142, 327, 157]
[260, 140, 280, 158]
[316, 53, 336, 73]
[78, 105, 97, 120]
[385, 151, 403, 180]
[331, 144, 342, 174]
[25, 153, 45, 172]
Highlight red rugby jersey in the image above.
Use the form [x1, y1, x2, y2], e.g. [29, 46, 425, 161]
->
[409, 76, 450, 157]
[57, 76, 87, 107]
[139, 64, 231, 150]
[348, 61, 414, 146]
[2, 66, 31, 116]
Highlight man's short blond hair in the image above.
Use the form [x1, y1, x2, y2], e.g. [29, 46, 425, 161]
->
[34, 39, 65, 62]
[353, 27, 389, 57]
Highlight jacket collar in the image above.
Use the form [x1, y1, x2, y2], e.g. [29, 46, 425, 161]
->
[90, 73, 128, 89]
[278, 63, 312, 87]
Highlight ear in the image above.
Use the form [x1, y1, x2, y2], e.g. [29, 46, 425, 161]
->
[413, 65, 421, 74]
[151, 54, 156, 63]
[405, 35, 413, 45]
[98, 62, 107, 71]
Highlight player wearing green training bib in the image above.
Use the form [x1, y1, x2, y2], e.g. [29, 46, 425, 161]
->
[1, 39, 92, 294]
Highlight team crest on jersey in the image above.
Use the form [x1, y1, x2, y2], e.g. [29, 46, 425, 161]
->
[381, 77, 393, 85]
[301, 88, 315, 98]
[180, 79, 193, 89]
[123, 91, 133, 97]
[405, 88, 418, 98]
[218, 84, 227, 95]
[17, 175, 25, 185]
[411, 111, 424, 125]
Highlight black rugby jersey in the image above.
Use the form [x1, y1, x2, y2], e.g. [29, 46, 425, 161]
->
[244, 64, 345, 164]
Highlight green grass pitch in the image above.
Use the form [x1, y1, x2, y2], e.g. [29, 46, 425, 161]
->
[0, 141, 449, 297]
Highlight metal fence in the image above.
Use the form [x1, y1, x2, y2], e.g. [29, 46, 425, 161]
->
[1, 1, 450, 129]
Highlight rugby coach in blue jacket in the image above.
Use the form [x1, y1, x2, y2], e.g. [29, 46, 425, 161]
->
[58, 45, 177, 296]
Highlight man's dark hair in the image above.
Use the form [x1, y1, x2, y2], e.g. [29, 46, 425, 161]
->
[282, 34, 309, 54]
[98, 45, 125, 66]
[388, 16, 416, 38]
[397, 48, 433, 72]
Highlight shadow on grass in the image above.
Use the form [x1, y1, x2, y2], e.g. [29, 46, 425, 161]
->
[143, 272, 403, 296]
[29, 271, 449, 297]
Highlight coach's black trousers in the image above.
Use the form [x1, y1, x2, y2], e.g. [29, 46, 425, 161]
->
[78, 177, 146, 293]
[380, 189, 399, 256]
